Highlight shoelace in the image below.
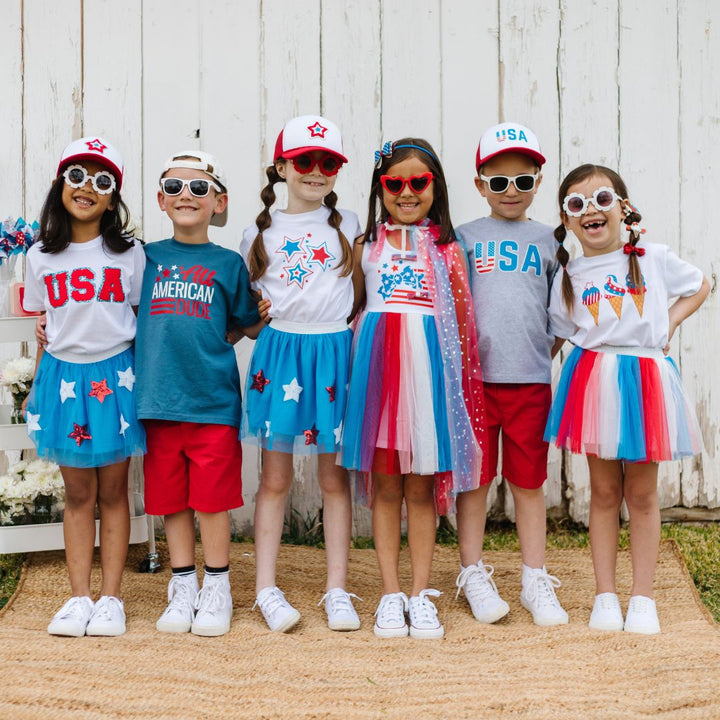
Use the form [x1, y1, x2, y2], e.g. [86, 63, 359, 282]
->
[455, 563, 498, 601]
[628, 596, 654, 614]
[92, 597, 123, 621]
[58, 597, 92, 621]
[194, 582, 229, 615]
[410, 589, 442, 626]
[375, 592, 409, 625]
[317, 589, 362, 613]
[252, 587, 289, 620]
[166, 576, 197, 611]
[596, 594, 620, 611]
[524, 571, 562, 608]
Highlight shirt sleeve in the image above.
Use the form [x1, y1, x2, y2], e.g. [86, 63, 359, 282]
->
[548, 271, 576, 339]
[230, 256, 261, 328]
[22, 247, 45, 312]
[663, 246, 704, 298]
[128, 242, 146, 306]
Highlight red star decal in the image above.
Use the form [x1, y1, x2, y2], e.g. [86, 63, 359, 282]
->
[89, 378, 114, 403]
[326, 386, 336, 402]
[307, 122, 327, 138]
[303, 424, 319, 446]
[311, 245, 332, 265]
[251, 369, 271, 393]
[68, 423, 92, 447]
[85, 138, 107, 153]
[163, 268, 171, 277]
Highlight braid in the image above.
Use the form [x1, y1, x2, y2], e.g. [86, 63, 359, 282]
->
[324, 191, 353, 277]
[554, 224, 574, 312]
[624, 207, 644, 290]
[248, 164, 281, 282]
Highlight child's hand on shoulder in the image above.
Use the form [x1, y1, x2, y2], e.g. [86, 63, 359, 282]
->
[258, 297, 272, 324]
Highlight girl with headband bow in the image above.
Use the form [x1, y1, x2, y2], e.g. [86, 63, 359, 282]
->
[547, 163, 709, 635]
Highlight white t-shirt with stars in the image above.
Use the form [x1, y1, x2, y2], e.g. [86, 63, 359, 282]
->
[239, 206, 361, 324]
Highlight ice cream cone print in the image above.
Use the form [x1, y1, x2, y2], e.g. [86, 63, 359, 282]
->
[582, 283, 602, 325]
[626, 273, 647, 316]
[607, 295, 624, 319]
[603, 274, 626, 320]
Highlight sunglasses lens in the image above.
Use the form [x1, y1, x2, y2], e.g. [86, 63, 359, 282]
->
[321, 156, 340, 175]
[67, 167, 86, 185]
[293, 154, 313, 173]
[488, 176, 510, 193]
[595, 190, 615, 209]
[162, 179, 183, 195]
[95, 173, 114, 192]
[566, 196, 585, 214]
[409, 176, 431, 193]
[189, 180, 210, 197]
[383, 177, 404, 194]
[515, 175, 535, 192]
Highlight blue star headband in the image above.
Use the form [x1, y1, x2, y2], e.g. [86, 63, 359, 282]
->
[374, 141, 438, 167]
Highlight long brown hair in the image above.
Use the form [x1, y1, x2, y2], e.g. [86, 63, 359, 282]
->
[554, 164, 642, 311]
[247, 161, 353, 282]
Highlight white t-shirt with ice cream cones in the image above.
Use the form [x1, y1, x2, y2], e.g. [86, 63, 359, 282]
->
[548, 242, 703, 349]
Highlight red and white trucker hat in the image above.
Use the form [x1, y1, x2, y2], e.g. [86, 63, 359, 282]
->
[475, 122, 546, 172]
[273, 115, 348, 163]
[57, 136, 124, 190]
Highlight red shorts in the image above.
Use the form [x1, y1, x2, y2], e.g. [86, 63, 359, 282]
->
[482, 383, 551, 489]
[143, 421, 244, 515]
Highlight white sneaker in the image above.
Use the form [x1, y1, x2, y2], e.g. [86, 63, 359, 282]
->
[520, 567, 569, 626]
[86, 596, 126, 636]
[191, 576, 233, 636]
[455, 563, 510, 623]
[156, 574, 199, 633]
[318, 588, 361, 631]
[408, 589, 445, 639]
[624, 595, 660, 635]
[47, 596, 94, 637]
[588, 592, 624, 631]
[373, 592, 409, 638]
[254, 586, 301, 633]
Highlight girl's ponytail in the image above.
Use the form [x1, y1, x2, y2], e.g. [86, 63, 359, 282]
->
[248, 164, 281, 282]
[324, 190, 353, 277]
[554, 223, 574, 312]
[623, 206, 644, 292]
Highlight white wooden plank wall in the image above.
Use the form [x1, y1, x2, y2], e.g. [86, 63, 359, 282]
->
[2, 0, 719, 531]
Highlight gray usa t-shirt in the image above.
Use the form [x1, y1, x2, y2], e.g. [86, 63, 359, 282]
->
[456, 216, 558, 383]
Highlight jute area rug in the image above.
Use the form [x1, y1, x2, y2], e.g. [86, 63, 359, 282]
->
[0, 541, 718, 720]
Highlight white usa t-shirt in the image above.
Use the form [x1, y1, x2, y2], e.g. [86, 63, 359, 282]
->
[549, 242, 703, 349]
[24, 236, 146, 356]
[239, 206, 361, 324]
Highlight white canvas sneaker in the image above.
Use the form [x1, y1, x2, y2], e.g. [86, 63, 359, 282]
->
[191, 576, 233, 636]
[319, 588, 361, 631]
[624, 595, 660, 635]
[588, 592, 624, 631]
[373, 592, 409, 638]
[455, 563, 510, 623]
[408, 589, 444, 639]
[156, 573, 199, 633]
[47, 596, 94, 637]
[520, 568, 569, 626]
[86, 596, 126, 636]
[254, 586, 301, 633]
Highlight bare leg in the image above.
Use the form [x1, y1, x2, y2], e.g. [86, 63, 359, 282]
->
[254, 450, 294, 593]
[164, 508, 197, 568]
[197, 511, 231, 568]
[455, 484, 491, 566]
[587, 456, 624, 594]
[510, 484, 547, 569]
[61, 466, 98, 597]
[372, 471, 404, 594]
[623, 462, 660, 598]
[96, 460, 130, 597]
[317, 454, 351, 591]
[404, 474, 437, 595]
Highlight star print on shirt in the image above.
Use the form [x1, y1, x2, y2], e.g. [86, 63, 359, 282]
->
[308, 242, 336, 270]
[251, 369, 271, 393]
[68, 423, 92, 446]
[59, 379, 76, 404]
[307, 122, 327, 138]
[117, 367, 136, 392]
[285, 260, 312, 288]
[26, 412, 41, 432]
[275, 236, 305, 261]
[89, 379, 114, 403]
[282, 377, 303, 402]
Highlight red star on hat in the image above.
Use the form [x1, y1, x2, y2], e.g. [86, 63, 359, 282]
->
[89, 378, 114, 403]
[307, 122, 327, 138]
[68, 423, 92, 447]
[251, 369, 271, 393]
[303, 424, 319, 446]
[85, 138, 107, 153]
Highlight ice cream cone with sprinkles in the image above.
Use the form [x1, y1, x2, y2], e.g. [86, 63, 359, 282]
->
[582, 282, 601, 325]
[625, 272, 646, 316]
[603, 274, 626, 319]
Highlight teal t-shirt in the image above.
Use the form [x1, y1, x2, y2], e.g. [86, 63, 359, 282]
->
[135, 238, 259, 426]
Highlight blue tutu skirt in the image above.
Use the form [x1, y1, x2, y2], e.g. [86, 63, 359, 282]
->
[26, 345, 146, 468]
[241, 321, 352, 455]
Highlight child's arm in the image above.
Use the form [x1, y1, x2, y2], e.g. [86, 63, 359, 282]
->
[665, 275, 710, 352]
[551, 336, 566, 359]
[347, 237, 366, 323]
[22, 341, 44, 413]
[35, 312, 47, 346]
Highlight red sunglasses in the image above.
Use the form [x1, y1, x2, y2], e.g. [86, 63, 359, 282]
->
[380, 172, 433, 195]
[291, 152, 343, 177]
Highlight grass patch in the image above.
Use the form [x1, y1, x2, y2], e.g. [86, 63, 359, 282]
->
[0, 553, 25, 610]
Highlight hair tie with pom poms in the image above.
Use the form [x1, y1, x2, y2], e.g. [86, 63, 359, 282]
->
[623, 242, 645, 256]
[627, 221, 646, 240]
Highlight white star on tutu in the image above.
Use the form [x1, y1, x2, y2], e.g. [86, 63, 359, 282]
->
[117, 367, 136, 391]
[265, 421, 271, 437]
[282, 377, 303, 402]
[119, 414, 130, 436]
[59, 379, 76, 403]
[26, 412, 41, 431]
[333, 421, 343, 444]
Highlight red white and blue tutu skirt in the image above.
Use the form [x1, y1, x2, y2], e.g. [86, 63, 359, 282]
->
[341, 311, 453, 480]
[241, 320, 352, 455]
[26, 344, 146, 468]
[545, 345, 703, 462]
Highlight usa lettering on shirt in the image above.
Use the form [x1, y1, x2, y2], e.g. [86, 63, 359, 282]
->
[43, 267, 126, 307]
[473, 240, 542, 276]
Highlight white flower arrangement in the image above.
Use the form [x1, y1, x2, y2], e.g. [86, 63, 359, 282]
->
[0, 459, 65, 525]
[0, 356, 35, 423]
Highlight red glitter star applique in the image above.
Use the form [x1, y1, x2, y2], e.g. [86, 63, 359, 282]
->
[68, 423, 92, 447]
[325, 386, 336, 402]
[251, 370, 271, 393]
[303, 424, 319, 446]
[307, 122, 327, 138]
[88, 379, 114, 403]
[85, 138, 107, 153]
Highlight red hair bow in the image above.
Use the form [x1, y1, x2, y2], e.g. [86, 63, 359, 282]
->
[623, 243, 645, 256]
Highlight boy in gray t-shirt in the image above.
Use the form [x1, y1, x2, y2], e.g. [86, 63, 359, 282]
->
[454, 122, 568, 627]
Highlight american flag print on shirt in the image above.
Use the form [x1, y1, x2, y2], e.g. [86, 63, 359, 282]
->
[376, 260, 433, 309]
[474, 241, 495, 274]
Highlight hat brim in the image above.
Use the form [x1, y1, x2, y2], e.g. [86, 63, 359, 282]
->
[58, 153, 124, 190]
[210, 207, 228, 228]
[476, 147, 546, 173]
[279, 146, 348, 163]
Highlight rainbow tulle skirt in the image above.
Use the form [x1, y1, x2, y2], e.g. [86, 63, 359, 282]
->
[545, 345, 703, 462]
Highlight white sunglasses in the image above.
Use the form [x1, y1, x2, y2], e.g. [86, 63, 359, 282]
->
[479, 173, 538, 193]
[63, 164, 117, 195]
[160, 177, 223, 197]
[563, 186, 621, 217]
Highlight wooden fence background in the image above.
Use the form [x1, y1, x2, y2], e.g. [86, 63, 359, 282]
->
[1, 0, 718, 534]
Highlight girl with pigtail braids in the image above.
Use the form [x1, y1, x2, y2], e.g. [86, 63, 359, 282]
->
[238, 115, 364, 634]
[545, 163, 709, 636]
